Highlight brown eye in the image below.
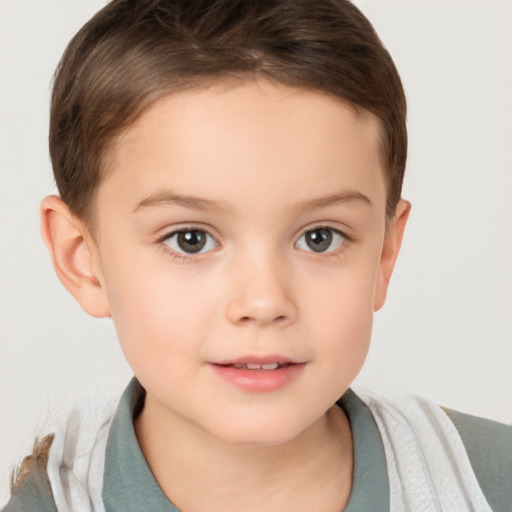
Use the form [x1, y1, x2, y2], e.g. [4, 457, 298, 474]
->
[177, 231, 207, 252]
[296, 227, 346, 253]
[164, 229, 218, 254]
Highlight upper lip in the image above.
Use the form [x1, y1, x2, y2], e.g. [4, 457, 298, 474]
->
[212, 355, 303, 365]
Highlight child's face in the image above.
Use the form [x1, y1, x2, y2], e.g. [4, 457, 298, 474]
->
[85, 80, 407, 445]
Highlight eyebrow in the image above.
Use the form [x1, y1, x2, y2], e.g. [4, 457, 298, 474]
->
[133, 188, 372, 214]
[298, 190, 372, 211]
[133, 190, 230, 213]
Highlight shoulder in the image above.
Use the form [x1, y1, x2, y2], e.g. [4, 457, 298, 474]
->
[2, 471, 57, 512]
[443, 407, 512, 512]
[2, 436, 57, 512]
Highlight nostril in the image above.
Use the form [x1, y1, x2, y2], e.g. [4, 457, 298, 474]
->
[238, 314, 288, 324]
[235, 314, 289, 326]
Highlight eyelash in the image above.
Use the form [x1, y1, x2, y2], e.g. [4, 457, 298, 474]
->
[157, 225, 351, 262]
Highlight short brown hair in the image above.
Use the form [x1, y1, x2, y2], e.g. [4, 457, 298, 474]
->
[49, 0, 407, 225]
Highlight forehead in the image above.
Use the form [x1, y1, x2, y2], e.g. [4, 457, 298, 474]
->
[99, 80, 386, 218]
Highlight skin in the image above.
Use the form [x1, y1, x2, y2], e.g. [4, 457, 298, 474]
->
[41, 80, 410, 512]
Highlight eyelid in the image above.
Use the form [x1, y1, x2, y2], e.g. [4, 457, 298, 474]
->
[296, 222, 352, 241]
[156, 223, 219, 243]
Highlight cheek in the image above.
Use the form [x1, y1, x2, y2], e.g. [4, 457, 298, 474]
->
[102, 255, 219, 374]
[299, 261, 377, 365]
[319, 293, 373, 373]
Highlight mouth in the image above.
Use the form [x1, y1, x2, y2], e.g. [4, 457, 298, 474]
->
[216, 362, 295, 371]
[209, 357, 305, 392]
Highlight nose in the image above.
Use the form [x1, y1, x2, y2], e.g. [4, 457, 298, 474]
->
[224, 252, 297, 327]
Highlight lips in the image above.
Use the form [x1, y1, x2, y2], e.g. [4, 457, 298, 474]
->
[210, 357, 305, 392]
[219, 362, 294, 370]
[214, 355, 301, 366]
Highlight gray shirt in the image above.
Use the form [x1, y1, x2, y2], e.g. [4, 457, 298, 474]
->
[4, 378, 512, 511]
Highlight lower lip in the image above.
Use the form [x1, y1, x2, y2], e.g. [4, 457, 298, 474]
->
[210, 363, 305, 392]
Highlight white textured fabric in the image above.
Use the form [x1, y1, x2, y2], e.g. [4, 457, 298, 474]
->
[46, 391, 492, 512]
[47, 401, 116, 512]
[355, 388, 493, 512]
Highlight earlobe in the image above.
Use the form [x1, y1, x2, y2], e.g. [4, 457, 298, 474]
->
[40, 195, 110, 318]
[374, 199, 411, 311]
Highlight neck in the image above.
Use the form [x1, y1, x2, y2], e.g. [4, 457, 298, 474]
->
[134, 395, 353, 512]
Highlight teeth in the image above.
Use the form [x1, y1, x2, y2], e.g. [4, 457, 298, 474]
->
[246, 363, 262, 370]
[235, 362, 280, 370]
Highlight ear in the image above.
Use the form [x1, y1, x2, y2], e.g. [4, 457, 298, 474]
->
[40, 195, 110, 318]
[374, 199, 411, 311]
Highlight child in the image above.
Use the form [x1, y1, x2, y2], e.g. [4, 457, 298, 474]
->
[3, 1, 511, 511]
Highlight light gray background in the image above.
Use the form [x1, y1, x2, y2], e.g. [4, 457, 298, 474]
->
[1, 0, 511, 505]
